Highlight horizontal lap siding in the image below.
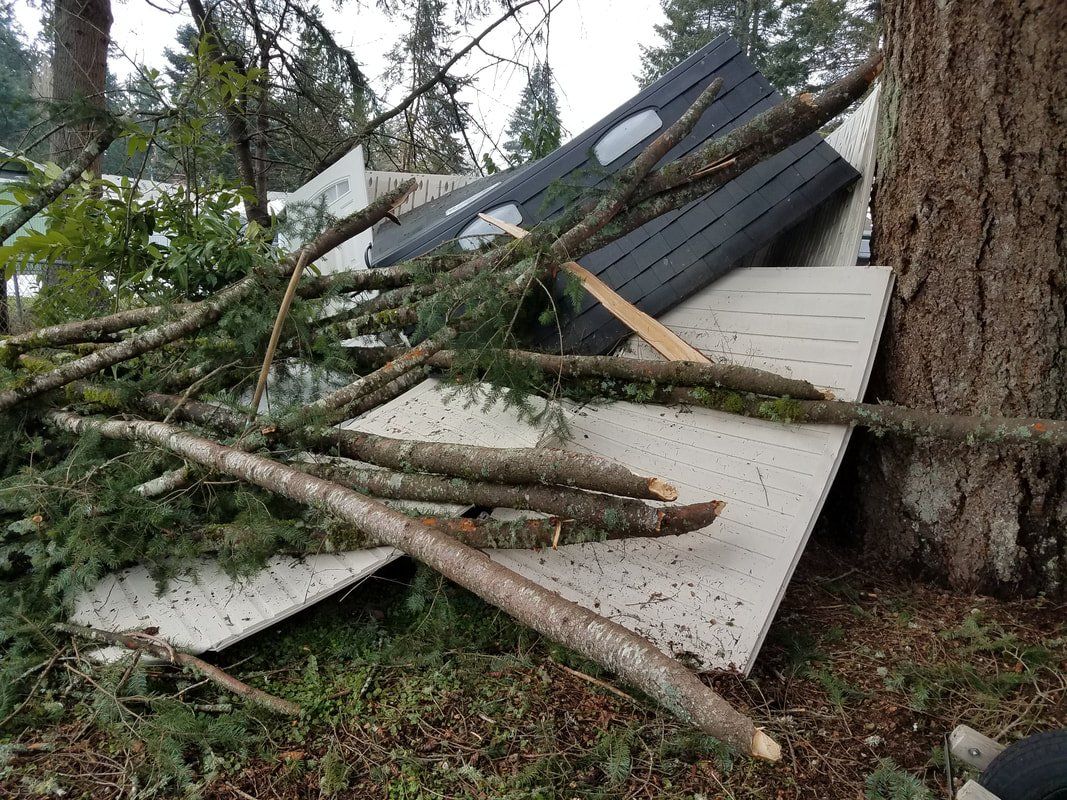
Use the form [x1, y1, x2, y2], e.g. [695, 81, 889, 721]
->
[492, 266, 893, 672]
[72, 549, 399, 654]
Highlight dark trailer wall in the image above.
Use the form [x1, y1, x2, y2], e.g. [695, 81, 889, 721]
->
[370, 35, 860, 355]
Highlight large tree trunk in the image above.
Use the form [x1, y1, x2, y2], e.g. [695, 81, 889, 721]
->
[51, 0, 113, 170]
[860, 0, 1067, 594]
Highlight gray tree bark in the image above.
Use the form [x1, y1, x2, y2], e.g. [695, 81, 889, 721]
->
[859, 0, 1067, 594]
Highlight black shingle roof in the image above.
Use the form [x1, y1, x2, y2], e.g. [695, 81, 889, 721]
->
[370, 35, 859, 354]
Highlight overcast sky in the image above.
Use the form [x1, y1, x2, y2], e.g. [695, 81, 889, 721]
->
[12, 0, 668, 168]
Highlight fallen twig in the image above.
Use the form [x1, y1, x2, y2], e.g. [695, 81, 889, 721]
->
[53, 622, 302, 716]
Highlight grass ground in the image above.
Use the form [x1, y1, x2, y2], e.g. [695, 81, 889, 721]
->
[1, 542, 1064, 799]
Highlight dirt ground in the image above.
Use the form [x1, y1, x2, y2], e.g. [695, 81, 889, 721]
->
[2, 541, 1064, 799]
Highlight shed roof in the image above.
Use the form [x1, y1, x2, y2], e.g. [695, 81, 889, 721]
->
[370, 35, 860, 354]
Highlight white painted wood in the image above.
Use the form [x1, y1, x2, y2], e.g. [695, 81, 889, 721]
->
[763, 85, 880, 268]
[71, 549, 399, 654]
[486, 265, 893, 673]
[328, 267, 890, 672]
[341, 378, 547, 449]
[950, 725, 1006, 771]
[283, 146, 372, 275]
[957, 780, 1002, 800]
[365, 170, 479, 217]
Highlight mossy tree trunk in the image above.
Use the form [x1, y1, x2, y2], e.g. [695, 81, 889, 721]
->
[858, 0, 1067, 594]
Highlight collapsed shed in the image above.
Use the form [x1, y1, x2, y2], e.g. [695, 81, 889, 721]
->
[73, 38, 885, 676]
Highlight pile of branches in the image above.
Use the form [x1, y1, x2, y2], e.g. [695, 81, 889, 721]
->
[1, 51, 1062, 763]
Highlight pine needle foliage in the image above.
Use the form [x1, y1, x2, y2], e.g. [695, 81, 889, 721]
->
[864, 759, 932, 800]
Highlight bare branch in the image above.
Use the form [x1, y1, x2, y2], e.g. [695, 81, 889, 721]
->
[305, 0, 544, 179]
[54, 622, 301, 715]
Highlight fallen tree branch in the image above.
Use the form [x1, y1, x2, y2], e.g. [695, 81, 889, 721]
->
[0, 305, 180, 367]
[0, 119, 124, 246]
[298, 461, 721, 537]
[250, 176, 417, 416]
[651, 385, 1067, 447]
[312, 326, 456, 422]
[336, 367, 429, 419]
[0, 180, 416, 414]
[138, 392, 679, 501]
[576, 55, 884, 260]
[552, 77, 725, 256]
[53, 622, 301, 716]
[46, 410, 775, 758]
[323, 510, 721, 550]
[344, 346, 829, 400]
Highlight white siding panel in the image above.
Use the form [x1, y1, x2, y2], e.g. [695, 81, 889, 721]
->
[342, 378, 546, 449]
[490, 265, 894, 673]
[365, 171, 479, 217]
[765, 85, 880, 269]
[72, 549, 399, 654]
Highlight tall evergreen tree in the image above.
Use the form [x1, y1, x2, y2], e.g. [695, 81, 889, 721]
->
[502, 61, 563, 166]
[639, 0, 876, 93]
[51, 0, 113, 171]
[0, 8, 38, 153]
[381, 0, 472, 173]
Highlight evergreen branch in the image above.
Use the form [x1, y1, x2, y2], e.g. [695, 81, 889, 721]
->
[0, 180, 417, 414]
[343, 346, 830, 401]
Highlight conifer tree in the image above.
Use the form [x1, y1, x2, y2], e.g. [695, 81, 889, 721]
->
[639, 0, 876, 93]
[502, 61, 563, 166]
[381, 0, 472, 173]
[0, 8, 38, 153]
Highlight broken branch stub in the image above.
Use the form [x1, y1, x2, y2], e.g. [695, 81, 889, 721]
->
[45, 410, 777, 759]
[299, 461, 720, 537]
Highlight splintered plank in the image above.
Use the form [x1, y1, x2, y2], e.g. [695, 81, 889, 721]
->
[477, 213, 710, 364]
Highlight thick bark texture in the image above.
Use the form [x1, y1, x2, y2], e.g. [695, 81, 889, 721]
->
[51, 0, 114, 170]
[861, 0, 1067, 594]
[46, 411, 775, 758]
